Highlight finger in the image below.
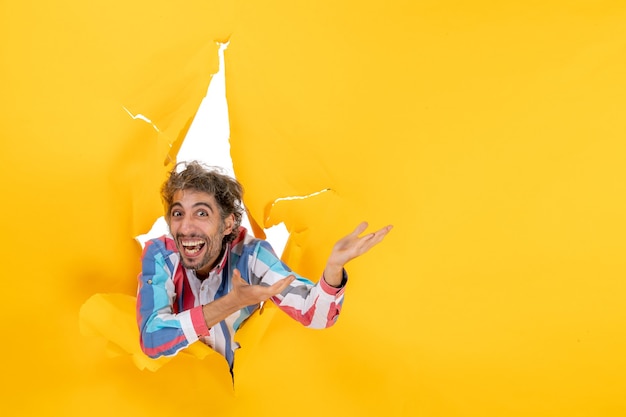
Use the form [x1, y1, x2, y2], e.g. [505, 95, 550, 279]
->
[360, 225, 393, 251]
[377, 224, 394, 235]
[361, 224, 392, 242]
[268, 274, 296, 296]
[350, 221, 369, 237]
[370, 225, 393, 241]
[232, 269, 249, 287]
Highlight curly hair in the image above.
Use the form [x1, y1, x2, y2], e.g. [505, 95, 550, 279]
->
[161, 161, 244, 244]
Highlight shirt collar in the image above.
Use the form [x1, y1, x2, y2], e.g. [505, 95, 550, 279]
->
[212, 242, 231, 274]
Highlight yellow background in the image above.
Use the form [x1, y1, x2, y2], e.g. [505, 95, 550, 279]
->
[1, 1, 625, 416]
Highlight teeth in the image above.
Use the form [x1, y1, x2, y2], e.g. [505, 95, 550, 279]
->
[182, 240, 204, 247]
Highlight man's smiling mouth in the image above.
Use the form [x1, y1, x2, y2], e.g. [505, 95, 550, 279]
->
[181, 239, 206, 255]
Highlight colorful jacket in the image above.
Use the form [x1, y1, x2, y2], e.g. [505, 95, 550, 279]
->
[136, 227, 347, 368]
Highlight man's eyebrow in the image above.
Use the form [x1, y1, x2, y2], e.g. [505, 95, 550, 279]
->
[169, 202, 214, 212]
[193, 202, 215, 212]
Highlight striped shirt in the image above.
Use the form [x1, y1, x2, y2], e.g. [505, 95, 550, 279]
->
[136, 227, 347, 369]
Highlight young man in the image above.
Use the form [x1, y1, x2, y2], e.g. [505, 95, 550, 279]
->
[136, 161, 392, 370]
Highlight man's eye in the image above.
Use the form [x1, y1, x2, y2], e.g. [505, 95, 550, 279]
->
[197, 210, 208, 217]
[172, 211, 182, 217]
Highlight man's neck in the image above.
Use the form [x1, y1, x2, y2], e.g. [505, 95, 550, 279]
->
[195, 244, 227, 280]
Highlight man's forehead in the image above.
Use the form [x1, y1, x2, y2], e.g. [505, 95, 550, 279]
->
[172, 189, 217, 206]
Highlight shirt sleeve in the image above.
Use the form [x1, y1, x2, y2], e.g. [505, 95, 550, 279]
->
[246, 240, 348, 329]
[136, 238, 209, 358]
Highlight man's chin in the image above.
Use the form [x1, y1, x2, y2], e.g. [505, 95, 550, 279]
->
[181, 257, 206, 271]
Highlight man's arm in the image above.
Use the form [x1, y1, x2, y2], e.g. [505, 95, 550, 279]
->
[244, 223, 391, 329]
[197, 221, 394, 336]
[201, 270, 295, 327]
[137, 239, 207, 358]
[137, 236, 295, 359]
[323, 222, 393, 287]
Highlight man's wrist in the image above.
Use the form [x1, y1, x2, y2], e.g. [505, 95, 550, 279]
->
[201, 293, 241, 329]
[323, 264, 345, 287]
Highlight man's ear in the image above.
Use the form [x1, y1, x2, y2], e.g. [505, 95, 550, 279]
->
[223, 214, 235, 235]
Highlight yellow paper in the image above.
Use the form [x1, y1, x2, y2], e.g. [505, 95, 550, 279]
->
[2, 1, 625, 416]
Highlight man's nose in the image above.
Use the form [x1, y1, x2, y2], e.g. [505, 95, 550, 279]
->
[179, 215, 194, 233]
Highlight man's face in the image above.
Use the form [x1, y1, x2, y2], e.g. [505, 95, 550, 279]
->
[168, 189, 234, 276]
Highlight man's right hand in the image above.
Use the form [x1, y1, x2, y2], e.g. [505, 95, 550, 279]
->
[231, 268, 295, 307]
[201, 269, 295, 329]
